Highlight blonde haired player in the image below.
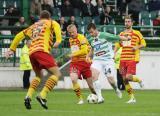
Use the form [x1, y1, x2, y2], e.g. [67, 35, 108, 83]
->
[67, 24, 96, 104]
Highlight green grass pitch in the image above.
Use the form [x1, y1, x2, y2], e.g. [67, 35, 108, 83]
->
[0, 90, 159, 116]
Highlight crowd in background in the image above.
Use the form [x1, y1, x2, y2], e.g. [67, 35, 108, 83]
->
[0, 0, 160, 36]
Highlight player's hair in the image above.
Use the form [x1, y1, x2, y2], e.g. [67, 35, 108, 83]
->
[124, 15, 133, 22]
[67, 24, 76, 31]
[87, 23, 96, 30]
[40, 10, 51, 19]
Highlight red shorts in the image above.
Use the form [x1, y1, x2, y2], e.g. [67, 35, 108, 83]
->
[70, 61, 92, 79]
[30, 51, 57, 72]
[119, 60, 136, 77]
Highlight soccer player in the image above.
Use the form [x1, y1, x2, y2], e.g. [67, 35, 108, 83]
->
[67, 24, 96, 104]
[5, 10, 62, 109]
[87, 23, 128, 103]
[117, 15, 146, 103]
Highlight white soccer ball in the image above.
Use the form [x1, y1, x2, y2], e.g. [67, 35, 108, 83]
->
[87, 94, 98, 104]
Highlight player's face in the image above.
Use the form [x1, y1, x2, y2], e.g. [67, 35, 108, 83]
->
[68, 27, 78, 39]
[88, 28, 97, 37]
[125, 19, 133, 29]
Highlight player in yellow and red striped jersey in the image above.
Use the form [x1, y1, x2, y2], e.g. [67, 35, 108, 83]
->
[67, 24, 96, 104]
[115, 15, 146, 104]
[5, 10, 62, 109]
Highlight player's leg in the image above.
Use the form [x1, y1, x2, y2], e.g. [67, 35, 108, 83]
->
[70, 71, 83, 104]
[107, 76, 122, 98]
[85, 77, 96, 94]
[120, 61, 135, 103]
[91, 67, 104, 103]
[36, 66, 61, 109]
[123, 76, 136, 103]
[125, 61, 144, 88]
[91, 61, 104, 103]
[35, 52, 61, 109]
[105, 61, 122, 98]
[39, 66, 61, 100]
[24, 69, 41, 109]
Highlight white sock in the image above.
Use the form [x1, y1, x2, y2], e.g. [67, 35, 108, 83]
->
[93, 79, 103, 99]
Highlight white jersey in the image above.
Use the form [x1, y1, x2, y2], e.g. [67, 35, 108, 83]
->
[89, 32, 119, 61]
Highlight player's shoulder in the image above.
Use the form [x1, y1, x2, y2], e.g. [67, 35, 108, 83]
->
[78, 33, 85, 38]
[119, 31, 125, 35]
[132, 29, 142, 35]
[51, 19, 58, 24]
[100, 31, 109, 36]
[23, 23, 34, 33]
[77, 33, 86, 40]
[100, 31, 105, 34]
[51, 20, 60, 26]
[78, 34, 88, 44]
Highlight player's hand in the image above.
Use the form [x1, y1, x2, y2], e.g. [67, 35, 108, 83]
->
[53, 42, 60, 48]
[5, 49, 14, 59]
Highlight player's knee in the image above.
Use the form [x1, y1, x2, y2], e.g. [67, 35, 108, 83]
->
[72, 79, 78, 84]
[52, 70, 61, 78]
[57, 71, 62, 78]
[126, 75, 132, 81]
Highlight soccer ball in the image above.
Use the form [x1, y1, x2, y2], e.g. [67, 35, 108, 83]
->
[87, 94, 98, 104]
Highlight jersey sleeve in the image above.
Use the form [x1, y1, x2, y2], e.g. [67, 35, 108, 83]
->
[137, 31, 146, 47]
[104, 32, 120, 42]
[10, 31, 26, 51]
[114, 42, 121, 49]
[72, 35, 88, 57]
[52, 20, 62, 43]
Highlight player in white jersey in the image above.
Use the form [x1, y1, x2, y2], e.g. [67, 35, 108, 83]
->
[87, 23, 129, 103]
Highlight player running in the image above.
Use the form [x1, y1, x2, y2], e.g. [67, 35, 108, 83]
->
[87, 23, 129, 103]
[5, 10, 62, 109]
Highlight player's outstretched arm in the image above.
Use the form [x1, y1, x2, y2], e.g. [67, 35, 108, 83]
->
[5, 31, 26, 59]
[52, 21, 62, 48]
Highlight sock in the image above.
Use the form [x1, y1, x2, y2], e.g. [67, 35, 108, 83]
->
[132, 75, 141, 83]
[40, 75, 58, 99]
[125, 83, 134, 99]
[93, 79, 103, 99]
[73, 82, 83, 100]
[26, 77, 41, 98]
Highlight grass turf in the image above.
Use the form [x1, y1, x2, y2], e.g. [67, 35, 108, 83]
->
[0, 90, 159, 116]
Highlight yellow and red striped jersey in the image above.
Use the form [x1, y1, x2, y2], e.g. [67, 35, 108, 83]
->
[117, 29, 146, 61]
[69, 34, 90, 62]
[10, 19, 62, 55]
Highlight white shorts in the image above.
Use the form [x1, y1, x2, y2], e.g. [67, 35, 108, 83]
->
[91, 59, 116, 78]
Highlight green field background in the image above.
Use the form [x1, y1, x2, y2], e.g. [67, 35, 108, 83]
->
[0, 90, 159, 116]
